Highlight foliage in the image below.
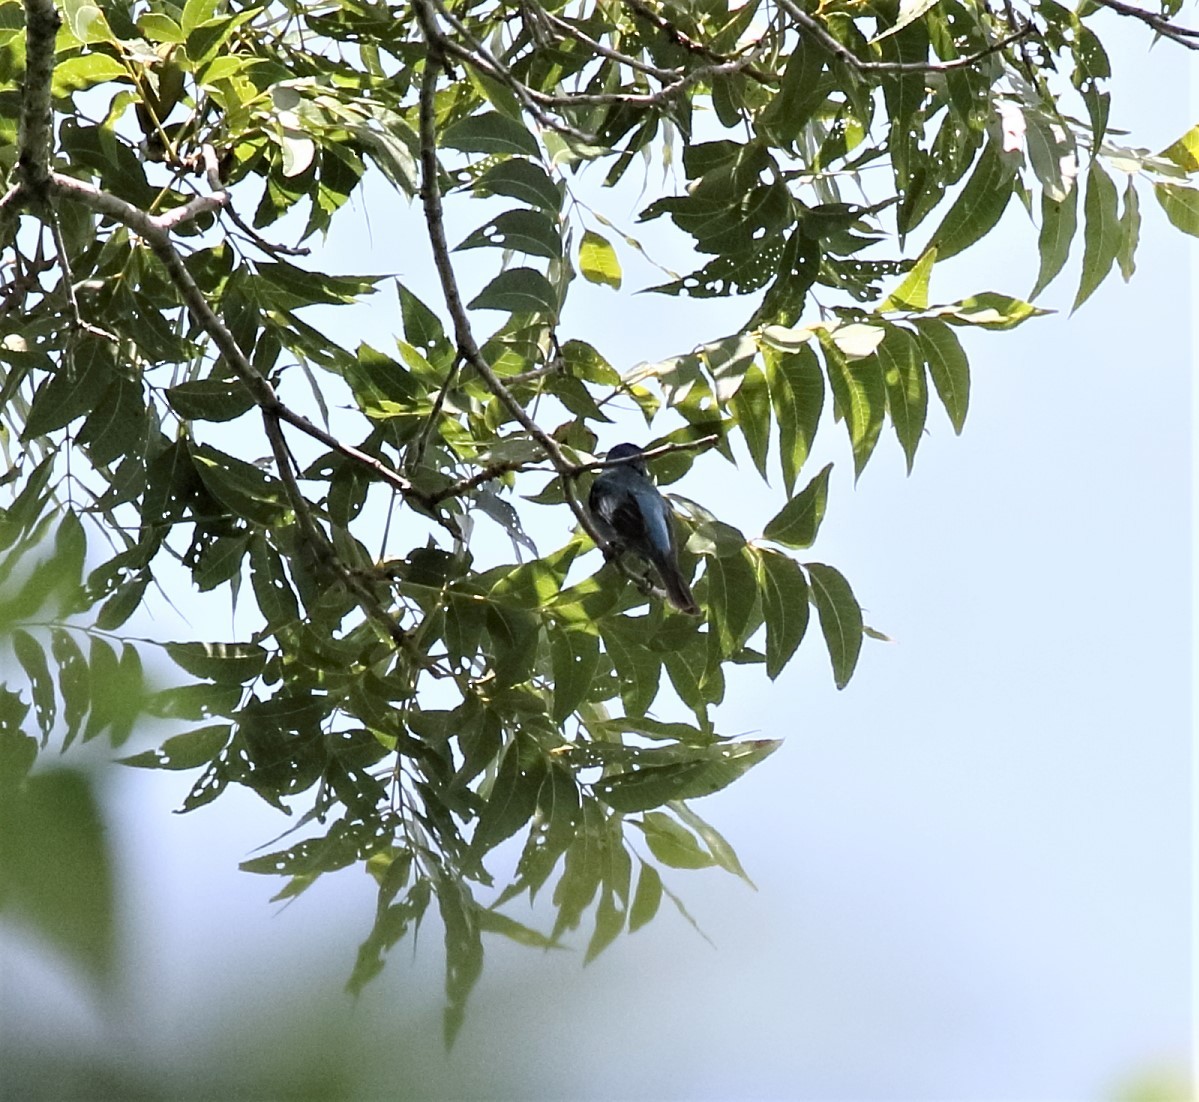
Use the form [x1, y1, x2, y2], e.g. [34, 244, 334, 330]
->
[0, 0, 1196, 1037]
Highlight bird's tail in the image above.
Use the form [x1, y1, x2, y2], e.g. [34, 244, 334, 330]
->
[654, 556, 700, 615]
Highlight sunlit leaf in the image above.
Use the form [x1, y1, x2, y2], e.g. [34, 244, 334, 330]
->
[578, 229, 622, 289]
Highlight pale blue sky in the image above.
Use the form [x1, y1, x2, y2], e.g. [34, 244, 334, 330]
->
[2, 15, 1193, 1101]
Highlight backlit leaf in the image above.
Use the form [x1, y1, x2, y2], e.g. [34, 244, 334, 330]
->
[763, 463, 831, 549]
[805, 562, 863, 689]
[757, 549, 809, 680]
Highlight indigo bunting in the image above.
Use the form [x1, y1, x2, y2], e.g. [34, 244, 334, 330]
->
[588, 443, 699, 614]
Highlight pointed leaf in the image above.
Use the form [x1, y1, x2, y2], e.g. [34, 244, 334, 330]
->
[757, 549, 810, 680]
[928, 140, 1015, 260]
[468, 267, 559, 318]
[728, 362, 770, 480]
[457, 209, 562, 259]
[443, 112, 539, 157]
[880, 246, 936, 312]
[913, 318, 969, 433]
[1073, 161, 1121, 311]
[818, 334, 885, 479]
[1153, 182, 1199, 238]
[878, 326, 927, 473]
[1030, 185, 1078, 300]
[1117, 176, 1140, 282]
[763, 463, 831, 549]
[805, 562, 863, 690]
[764, 344, 823, 497]
[12, 630, 55, 745]
[628, 861, 663, 931]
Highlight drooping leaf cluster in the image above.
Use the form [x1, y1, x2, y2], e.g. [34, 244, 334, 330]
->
[0, 0, 1196, 1037]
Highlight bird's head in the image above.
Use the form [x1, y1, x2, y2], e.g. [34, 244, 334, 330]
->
[605, 442, 648, 476]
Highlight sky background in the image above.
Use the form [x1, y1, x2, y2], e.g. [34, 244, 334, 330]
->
[1, 14, 1193, 1102]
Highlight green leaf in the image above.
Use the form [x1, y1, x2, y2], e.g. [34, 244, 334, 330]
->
[728, 362, 770, 480]
[181, 0, 219, 33]
[1153, 182, 1199, 238]
[550, 626, 600, 725]
[805, 562, 864, 690]
[757, 549, 810, 681]
[51, 54, 129, 96]
[584, 884, 627, 966]
[457, 209, 563, 259]
[1025, 110, 1078, 204]
[50, 628, 89, 750]
[166, 378, 255, 422]
[759, 37, 828, 145]
[1117, 176, 1140, 282]
[937, 292, 1048, 330]
[60, 0, 114, 42]
[468, 267, 559, 319]
[166, 641, 268, 685]
[443, 112, 540, 157]
[474, 159, 561, 211]
[1160, 124, 1199, 172]
[438, 881, 484, 1047]
[474, 908, 557, 949]
[0, 768, 114, 977]
[594, 740, 780, 812]
[668, 801, 754, 886]
[578, 230, 622, 289]
[870, 0, 942, 41]
[76, 376, 148, 467]
[628, 861, 663, 931]
[927, 140, 1015, 260]
[472, 737, 546, 854]
[12, 630, 55, 745]
[1030, 185, 1078, 301]
[249, 534, 300, 632]
[600, 617, 661, 716]
[636, 810, 714, 869]
[880, 245, 936, 312]
[24, 337, 116, 438]
[705, 547, 760, 659]
[136, 11, 185, 41]
[764, 344, 823, 497]
[878, 326, 927, 473]
[191, 443, 290, 527]
[763, 463, 831, 549]
[818, 333, 885, 479]
[1073, 161, 1121, 312]
[914, 318, 969, 434]
[119, 724, 230, 770]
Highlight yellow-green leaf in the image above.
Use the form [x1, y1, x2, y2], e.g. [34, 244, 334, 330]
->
[579, 229, 622, 289]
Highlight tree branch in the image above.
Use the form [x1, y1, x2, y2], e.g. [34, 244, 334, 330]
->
[414, 2, 612, 552]
[775, 0, 1031, 73]
[17, 0, 59, 199]
[1088, 0, 1199, 48]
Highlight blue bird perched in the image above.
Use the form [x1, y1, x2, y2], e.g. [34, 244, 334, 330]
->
[588, 442, 699, 615]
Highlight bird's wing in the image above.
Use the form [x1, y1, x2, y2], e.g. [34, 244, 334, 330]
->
[631, 485, 675, 558]
[590, 480, 650, 546]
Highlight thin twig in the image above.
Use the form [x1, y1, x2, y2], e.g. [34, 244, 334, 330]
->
[574, 434, 720, 472]
[47, 209, 119, 342]
[1088, 0, 1199, 48]
[775, 0, 1031, 73]
[622, 0, 776, 84]
[406, 351, 462, 474]
[414, 2, 611, 551]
